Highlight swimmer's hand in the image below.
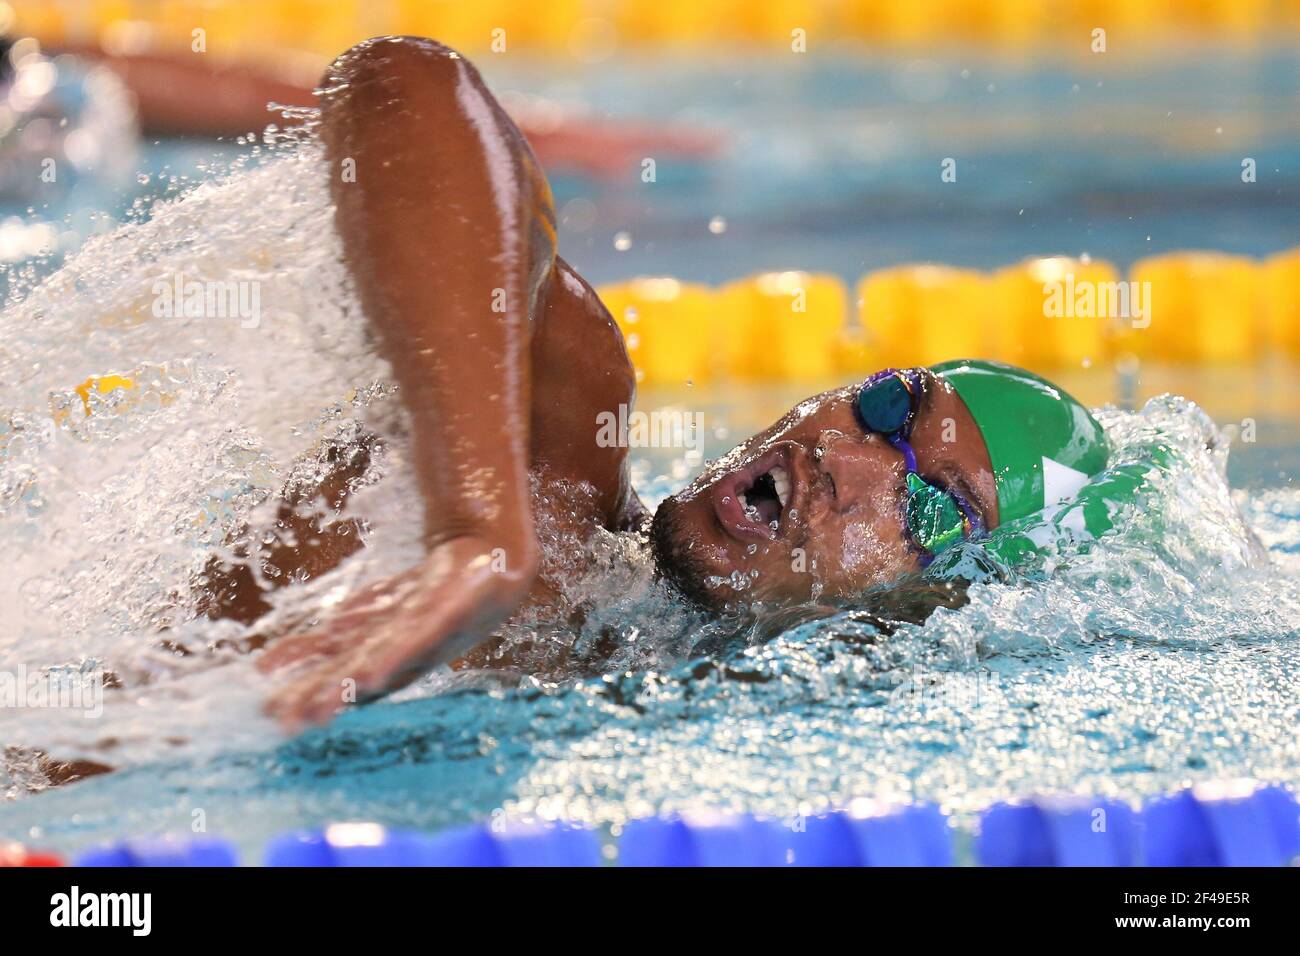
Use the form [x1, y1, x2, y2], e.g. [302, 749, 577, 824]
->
[258, 536, 537, 733]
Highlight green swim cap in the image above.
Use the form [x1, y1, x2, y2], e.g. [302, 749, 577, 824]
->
[932, 359, 1109, 525]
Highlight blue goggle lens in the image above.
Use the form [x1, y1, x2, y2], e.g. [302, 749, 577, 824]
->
[855, 374, 913, 435]
[855, 372, 972, 557]
[905, 472, 968, 555]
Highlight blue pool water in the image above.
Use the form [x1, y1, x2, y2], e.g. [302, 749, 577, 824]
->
[1, 49, 1298, 860]
[534, 46, 1300, 285]
[2, 380, 1297, 861]
[9, 46, 1300, 286]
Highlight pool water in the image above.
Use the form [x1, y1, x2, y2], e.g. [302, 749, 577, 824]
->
[530, 45, 1300, 285]
[1, 50, 1298, 860]
[8, 379, 1298, 862]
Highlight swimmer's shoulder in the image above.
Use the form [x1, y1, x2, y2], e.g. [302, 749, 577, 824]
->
[528, 257, 640, 530]
[534, 257, 634, 393]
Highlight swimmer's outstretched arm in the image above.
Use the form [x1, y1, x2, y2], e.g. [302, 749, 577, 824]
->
[259, 37, 553, 730]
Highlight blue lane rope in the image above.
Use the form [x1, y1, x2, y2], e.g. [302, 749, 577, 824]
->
[68, 780, 1299, 867]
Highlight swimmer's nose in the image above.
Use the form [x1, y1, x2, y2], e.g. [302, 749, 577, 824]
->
[814, 429, 903, 513]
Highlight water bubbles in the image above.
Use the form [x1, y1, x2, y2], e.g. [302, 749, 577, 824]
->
[0, 127, 425, 770]
[558, 197, 597, 231]
[612, 231, 632, 252]
[708, 216, 727, 235]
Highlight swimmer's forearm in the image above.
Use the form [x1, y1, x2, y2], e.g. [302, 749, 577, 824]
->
[320, 39, 547, 576]
[261, 39, 559, 726]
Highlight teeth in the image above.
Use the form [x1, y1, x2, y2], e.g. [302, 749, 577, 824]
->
[771, 465, 791, 508]
[738, 492, 749, 510]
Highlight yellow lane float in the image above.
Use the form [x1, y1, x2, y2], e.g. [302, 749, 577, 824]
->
[600, 277, 716, 386]
[721, 271, 846, 381]
[856, 264, 989, 368]
[599, 243, 1299, 383]
[992, 256, 1117, 368]
[16, 1, 1297, 58]
[73, 373, 136, 417]
[1127, 252, 1260, 363]
[1263, 247, 1300, 357]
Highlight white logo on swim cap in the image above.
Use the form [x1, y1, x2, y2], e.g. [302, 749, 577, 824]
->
[1041, 456, 1089, 508]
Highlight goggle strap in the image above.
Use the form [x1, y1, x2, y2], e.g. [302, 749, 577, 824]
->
[889, 433, 919, 472]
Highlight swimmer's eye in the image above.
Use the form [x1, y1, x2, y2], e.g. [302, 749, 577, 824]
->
[854, 369, 979, 559]
[854, 369, 918, 437]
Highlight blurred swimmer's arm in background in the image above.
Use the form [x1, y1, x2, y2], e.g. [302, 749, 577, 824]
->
[256, 37, 552, 730]
[51, 42, 318, 137]
[496, 97, 722, 179]
[56, 41, 720, 177]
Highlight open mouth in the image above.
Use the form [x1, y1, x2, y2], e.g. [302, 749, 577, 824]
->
[740, 467, 790, 525]
[713, 444, 801, 541]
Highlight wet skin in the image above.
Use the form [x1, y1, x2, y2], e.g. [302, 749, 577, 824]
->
[255, 37, 641, 730]
[651, 373, 999, 607]
[240, 37, 999, 731]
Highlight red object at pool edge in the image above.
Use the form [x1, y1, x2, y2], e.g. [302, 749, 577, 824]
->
[0, 843, 65, 866]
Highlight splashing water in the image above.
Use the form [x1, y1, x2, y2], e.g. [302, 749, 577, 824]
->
[0, 120, 718, 789]
[1, 124, 430, 774]
[1, 126, 1298, 857]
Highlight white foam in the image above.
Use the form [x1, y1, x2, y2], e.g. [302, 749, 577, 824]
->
[0, 127, 428, 769]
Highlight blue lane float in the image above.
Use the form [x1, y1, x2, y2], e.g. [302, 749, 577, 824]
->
[977, 797, 1139, 866]
[264, 821, 602, 867]
[978, 782, 1299, 867]
[617, 803, 951, 867]
[1143, 781, 1300, 867]
[619, 813, 788, 867]
[62, 780, 1300, 867]
[789, 802, 953, 866]
[76, 836, 238, 867]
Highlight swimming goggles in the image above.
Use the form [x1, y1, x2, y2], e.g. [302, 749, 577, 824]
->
[853, 369, 983, 561]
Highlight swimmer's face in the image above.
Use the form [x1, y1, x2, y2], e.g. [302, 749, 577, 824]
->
[650, 368, 1000, 608]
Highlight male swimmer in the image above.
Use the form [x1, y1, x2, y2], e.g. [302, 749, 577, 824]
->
[227, 37, 1117, 734]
